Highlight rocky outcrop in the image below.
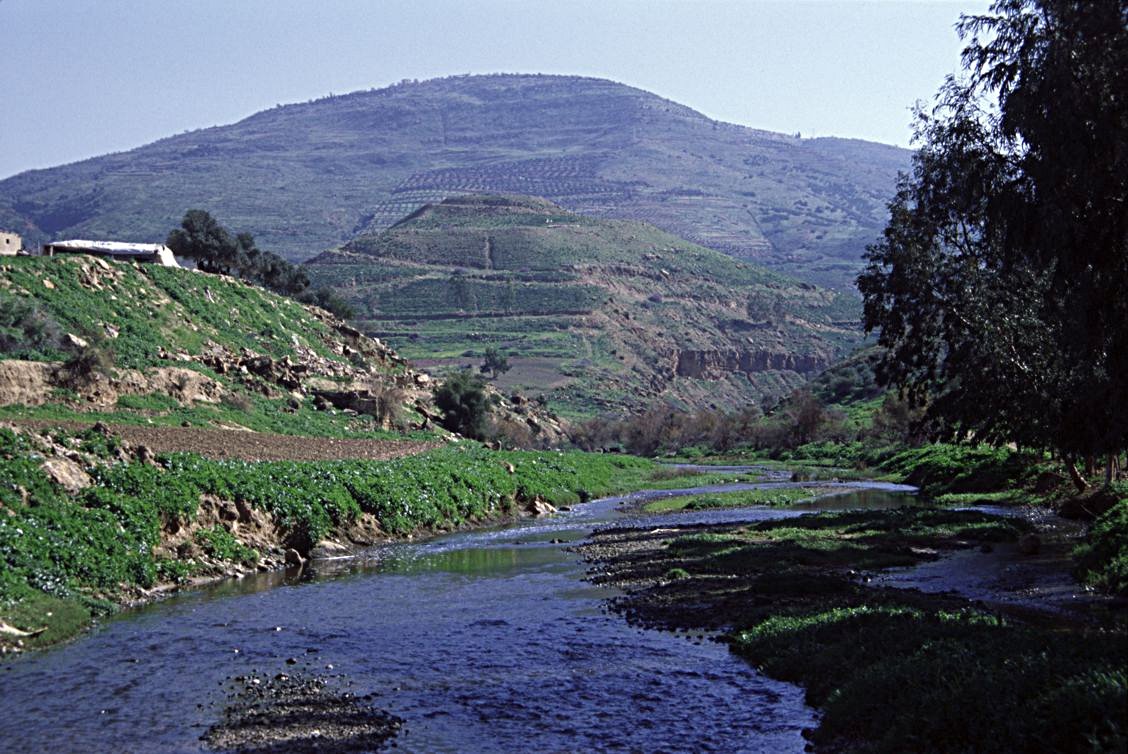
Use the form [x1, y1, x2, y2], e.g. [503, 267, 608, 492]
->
[674, 349, 830, 379]
[0, 359, 227, 408]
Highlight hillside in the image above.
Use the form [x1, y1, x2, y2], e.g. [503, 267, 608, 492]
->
[306, 195, 863, 417]
[0, 74, 908, 289]
[0, 254, 567, 444]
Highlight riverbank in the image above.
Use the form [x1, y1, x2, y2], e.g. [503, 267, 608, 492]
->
[576, 502, 1127, 752]
[0, 423, 665, 654]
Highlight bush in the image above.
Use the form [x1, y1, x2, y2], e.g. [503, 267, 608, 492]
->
[433, 370, 491, 439]
[1074, 497, 1128, 596]
[55, 344, 114, 389]
[0, 291, 64, 358]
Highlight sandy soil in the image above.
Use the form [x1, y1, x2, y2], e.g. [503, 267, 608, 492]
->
[12, 420, 441, 462]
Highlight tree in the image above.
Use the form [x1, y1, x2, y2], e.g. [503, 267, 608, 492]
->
[433, 370, 491, 439]
[858, 0, 1128, 488]
[480, 346, 512, 379]
[167, 209, 236, 274]
[167, 211, 311, 297]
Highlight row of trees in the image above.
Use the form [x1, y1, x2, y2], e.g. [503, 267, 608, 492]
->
[166, 210, 353, 318]
[858, 0, 1127, 488]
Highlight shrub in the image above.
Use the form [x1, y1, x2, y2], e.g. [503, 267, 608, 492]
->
[433, 370, 491, 439]
[1073, 497, 1128, 596]
[55, 344, 115, 389]
[0, 291, 64, 358]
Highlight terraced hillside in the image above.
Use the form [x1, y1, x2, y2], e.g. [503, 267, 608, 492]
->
[0, 74, 909, 289]
[307, 195, 863, 417]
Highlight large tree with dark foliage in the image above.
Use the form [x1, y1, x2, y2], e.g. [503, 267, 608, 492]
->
[167, 210, 310, 296]
[433, 370, 491, 440]
[858, 0, 1128, 487]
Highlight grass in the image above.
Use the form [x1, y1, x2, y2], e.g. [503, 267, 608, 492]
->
[641, 487, 818, 513]
[0, 255, 424, 439]
[733, 605, 1126, 753]
[0, 394, 430, 440]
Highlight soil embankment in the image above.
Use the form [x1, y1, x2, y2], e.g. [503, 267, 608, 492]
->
[12, 419, 440, 462]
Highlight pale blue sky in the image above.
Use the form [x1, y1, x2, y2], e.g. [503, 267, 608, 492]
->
[0, 0, 988, 180]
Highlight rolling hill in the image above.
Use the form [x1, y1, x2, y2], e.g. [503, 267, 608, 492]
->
[0, 74, 908, 289]
[306, 194, 864, 417]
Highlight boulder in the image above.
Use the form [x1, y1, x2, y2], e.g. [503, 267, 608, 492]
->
[525, 498, 557, 517]
[309, 539, 353, 560]
[40, 458, 91, 494]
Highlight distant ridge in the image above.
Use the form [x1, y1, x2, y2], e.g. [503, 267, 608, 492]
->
[0, 74, 908, 288]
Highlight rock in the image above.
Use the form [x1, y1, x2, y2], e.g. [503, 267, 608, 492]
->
[1017, 533, 1042, 555]
[309, 540, 353, 560]
[65, 332, 89, 349]
[504, 462, 516, 474]
[525, 498, 557, 517]
[42, 278, 55, 290]
[134, 445, 157, 465]
[285, 548, 305, 567]
[39, 458, 92, 493]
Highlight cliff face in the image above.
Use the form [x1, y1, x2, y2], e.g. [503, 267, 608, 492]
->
[674, 349, 831, 379]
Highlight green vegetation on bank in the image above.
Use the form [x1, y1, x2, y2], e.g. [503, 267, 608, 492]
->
[734, 605, 1125, 753]
[0, 426, 654, 650]
[641, 487, 819, 514]
[594, 503, 1124, 752]
[1073, 495, 1128, 597]
[0, 393, 427, 441]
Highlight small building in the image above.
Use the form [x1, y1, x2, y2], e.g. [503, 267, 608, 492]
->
[42, 239, 180, 267]
[0, 231, 21, 256]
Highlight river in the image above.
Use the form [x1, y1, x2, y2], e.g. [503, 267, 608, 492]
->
[0, 477, 916, 753]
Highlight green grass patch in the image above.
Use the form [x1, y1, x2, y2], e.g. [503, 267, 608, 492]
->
[642, 487, 817, 513]
[734, 605, 1126, 753]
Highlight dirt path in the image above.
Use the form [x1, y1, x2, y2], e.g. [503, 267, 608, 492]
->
[12, 420, 442, 462]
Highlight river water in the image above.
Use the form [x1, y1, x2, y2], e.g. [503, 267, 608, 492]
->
[0, 477, 916, 753]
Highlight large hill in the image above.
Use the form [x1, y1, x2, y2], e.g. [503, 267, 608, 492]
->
[0, 74, 908, 289]
[307, 195, 863, 417]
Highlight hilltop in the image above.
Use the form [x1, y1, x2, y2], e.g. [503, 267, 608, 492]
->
[0, 74, 908, 289]
[307, 195, 862, 417]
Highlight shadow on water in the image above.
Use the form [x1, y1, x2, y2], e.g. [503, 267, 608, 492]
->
[0, 479, 917, 753]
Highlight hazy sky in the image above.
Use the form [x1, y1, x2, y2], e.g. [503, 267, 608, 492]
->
[0, 0, 989, 180]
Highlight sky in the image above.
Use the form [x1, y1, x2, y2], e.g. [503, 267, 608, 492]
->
[0, 0, 990, 180]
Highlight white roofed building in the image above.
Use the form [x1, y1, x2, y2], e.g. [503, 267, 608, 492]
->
[42, 240, 180, 267]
